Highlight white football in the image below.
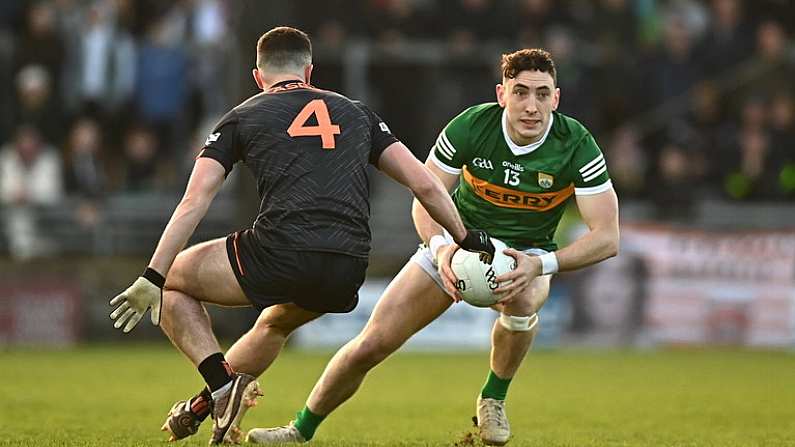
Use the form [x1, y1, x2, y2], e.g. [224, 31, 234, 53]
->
[451, 238, 516, 307]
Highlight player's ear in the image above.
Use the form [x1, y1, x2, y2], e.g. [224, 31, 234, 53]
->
[496, 83, 506, 107]
[304, 64, 313, 84]
[552, 87, 561, 111]
[252, 68, 265, 90]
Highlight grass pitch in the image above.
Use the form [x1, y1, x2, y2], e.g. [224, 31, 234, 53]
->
[1, 345, 794, 446]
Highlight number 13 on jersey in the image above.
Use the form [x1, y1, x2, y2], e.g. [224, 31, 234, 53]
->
[287, 99, 341, 149]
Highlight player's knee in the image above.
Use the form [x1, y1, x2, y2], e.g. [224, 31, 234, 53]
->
[164, 253, 193, 292]
[498, 312, 539, 332]
[500, 300, 535, 321]
[251, 319, 295, 339]
[349, 335, 397, 368]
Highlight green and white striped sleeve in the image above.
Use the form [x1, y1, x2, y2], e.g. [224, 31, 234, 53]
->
[572, 133, 612, 195]
[428, 110, 471, 175]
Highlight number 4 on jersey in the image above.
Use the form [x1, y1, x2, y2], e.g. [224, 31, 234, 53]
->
[287, 99, 341, 149]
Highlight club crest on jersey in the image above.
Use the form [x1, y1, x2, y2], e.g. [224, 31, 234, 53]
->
[538, 172, 554, 189]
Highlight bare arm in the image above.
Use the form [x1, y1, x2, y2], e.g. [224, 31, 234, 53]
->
[407, 156, 466, 300]
[110, 157, 226, 332]
[410, 158, 460, 244]
[148, 158, 226, 275]
[555, 187, 620, 271]
[378, 142, 466, 243]
[495, 187, 619, 302]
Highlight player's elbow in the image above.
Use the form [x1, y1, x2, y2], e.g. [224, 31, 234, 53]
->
[603, 227, 620, 259]
[409, 175, 439, 202]
[605, 239, 619, 259]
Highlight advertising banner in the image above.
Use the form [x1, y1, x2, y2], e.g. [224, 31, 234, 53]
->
[622, 225, 795, 347]
[0, 280, 81, 347]
[293, 280, 498, 350]
[293, 279, 570, 350]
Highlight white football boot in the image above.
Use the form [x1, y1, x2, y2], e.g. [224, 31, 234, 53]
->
[476, 396, 511, 446]
[246, 421, 306, 444]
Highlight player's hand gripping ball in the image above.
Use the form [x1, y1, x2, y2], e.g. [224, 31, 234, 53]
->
[451, 238, 516, 307]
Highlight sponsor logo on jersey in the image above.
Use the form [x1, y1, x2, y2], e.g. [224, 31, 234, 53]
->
[267, 81, 314, 93]
[471, 157, 494, 170]
[538, 172, 554, 189]
[462, 167, 573, 211]
[502, 161, 525, 172]
[205, 132, 220, 145]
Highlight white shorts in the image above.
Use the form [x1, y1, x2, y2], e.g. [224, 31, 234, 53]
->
[410, 233, 550, 291]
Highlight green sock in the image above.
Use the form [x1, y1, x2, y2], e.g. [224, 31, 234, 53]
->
[294, 406, 326, 441]
[480, 370, 512, 401]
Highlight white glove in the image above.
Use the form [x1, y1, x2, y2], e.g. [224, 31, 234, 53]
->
[110, 268, 164, 333]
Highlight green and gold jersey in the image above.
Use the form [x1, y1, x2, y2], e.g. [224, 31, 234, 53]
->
[430, 103, 611, 251]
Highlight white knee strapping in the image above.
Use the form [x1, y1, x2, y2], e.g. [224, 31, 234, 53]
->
[498, 313, 539, 332]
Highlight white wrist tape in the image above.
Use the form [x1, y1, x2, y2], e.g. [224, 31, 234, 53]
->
[538, 251, 559, 275]
[429, 235, 447, 262]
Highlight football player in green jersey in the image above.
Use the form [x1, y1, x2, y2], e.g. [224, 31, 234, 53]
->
[245, 49, 619, 446]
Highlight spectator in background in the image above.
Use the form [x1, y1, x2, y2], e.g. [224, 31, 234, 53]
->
[652, 142, 697, 220]
[122, 125, 159, 191]
[697, 0, 754, 77]
[545, 26, 596, 125]
[592, 0, 637, 50]
[364, 0, 431, 46]
[606, 126, 647, 199]
[748, 20, 793, 99]
[0, 125, 63, 260]
[134, 11, 189, 163]
[294, 0, 358, 46]
[189, 0, 230, 119]
[643, 12, 701, 112]
[14, 1, 64, 88]
[730, 126, 773, 199]
[15, 64, 62, 144]
[443, 0, 501, 48]
[63, 0, 136, 118]
[511, 0, 566, 46]
[768, 93, 795, 198]
[722, 96, 777, 200]
[585, 0, 646, 131]
[769, 93, 794, 158]
[681, 82, 724, 190]
[0, 2, 26, 31]
[428, 1, 502, 127]
[65, 117, 106, 229]
[0, 11, 17, 143]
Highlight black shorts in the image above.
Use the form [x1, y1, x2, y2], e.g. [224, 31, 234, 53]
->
[226, 229, 368, 313]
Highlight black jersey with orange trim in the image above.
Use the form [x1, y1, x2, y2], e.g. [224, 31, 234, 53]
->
[200, 80, 399, 258]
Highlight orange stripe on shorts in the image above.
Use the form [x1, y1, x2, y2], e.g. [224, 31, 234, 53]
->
[233, 233, 246, 276]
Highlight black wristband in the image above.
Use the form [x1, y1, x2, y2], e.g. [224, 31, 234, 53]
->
[142, 267, 166, 289]
[461, 230, 487, 249]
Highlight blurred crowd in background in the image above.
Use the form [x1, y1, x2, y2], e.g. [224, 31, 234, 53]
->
[0, 0, 793, 260]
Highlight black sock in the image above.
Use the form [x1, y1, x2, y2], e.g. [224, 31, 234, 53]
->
[189, 388, 213, 420]
[197, 352, 234, 392]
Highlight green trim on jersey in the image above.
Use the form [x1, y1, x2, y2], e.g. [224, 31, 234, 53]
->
[431, 103, 611, 251]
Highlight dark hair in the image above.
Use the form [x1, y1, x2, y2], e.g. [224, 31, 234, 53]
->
[500, 49, 557, 85]
[256, 26, 312, 71]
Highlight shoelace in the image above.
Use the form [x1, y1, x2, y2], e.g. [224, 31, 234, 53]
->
[481, 401, 507, 427]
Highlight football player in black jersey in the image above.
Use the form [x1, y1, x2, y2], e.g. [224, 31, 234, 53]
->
[108, 26, 494, 444]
